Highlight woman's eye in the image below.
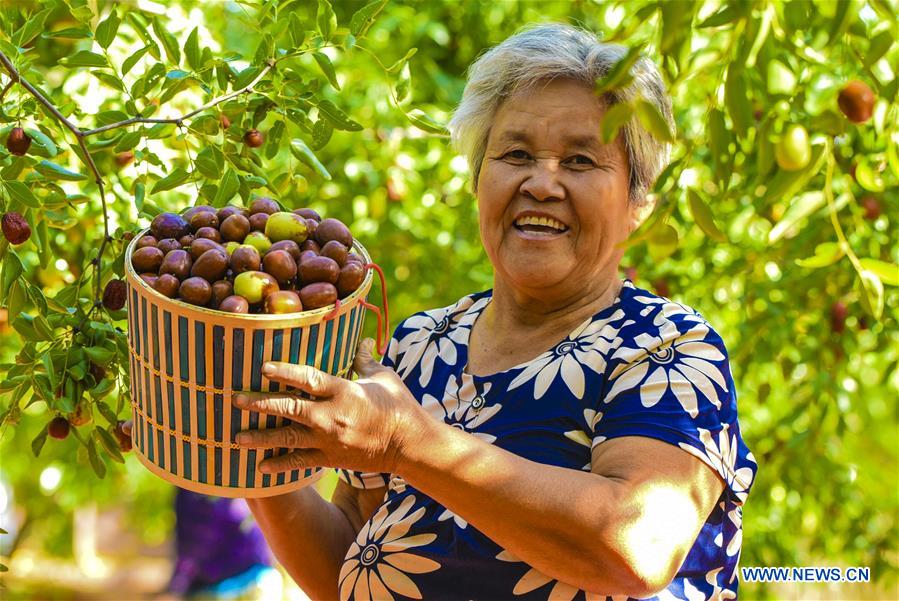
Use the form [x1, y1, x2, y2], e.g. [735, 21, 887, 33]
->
[503, 150, 531, 161]
[566, 155, 595, 167]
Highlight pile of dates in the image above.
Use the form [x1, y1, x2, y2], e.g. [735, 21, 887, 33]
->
[131, 198, 366, 314]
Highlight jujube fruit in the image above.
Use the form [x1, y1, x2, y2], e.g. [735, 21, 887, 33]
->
[298, 255, 340, 285]
[265, 290, 303, 314]
[115, 420, 133, 452]
[115, 151, 134, 167]
[191, 249, 229, 282]
[243, 231, 272, 254]
[268, 240, 301, 262]
[775, 124, 811, 171]
[159, 249, 193, 281]
[2, 211, 31, 245]
[265, 211, 308, 244]
[321, 240, 348, 266]
[157, 238, 182, 254]
[337, 262, 365, 298]
[220, 214, 251, 242]
[151, 212, 191, 240]
[220, 114, 231, 129]
[293, 208, 322, 221]
[249, 212, 269, 232]
[6, 127, 32, 156]
[190, 210, 219, 231]
[68, 399, 93, 427]
[262, 249, 297, 285]
[195, 226, 222, 243]
[838, 80, 875, 124]
[179, 234, 195, 247]
[300, 239, 321, 253]
[217, 205, 249, 223]
[48, 416, 70, 439]
[219, 295, 250, 314]
[346, 253, 364, 265]
[211, 280, 234, 308]
[139, 273, 159, 287]
[136, 235, 157, 249]
[244, 129, 264, 148]
[182, 205, 217, 222]
[299, 282, 338, 310]
[249, 197, 279, 215]
[305, 219, 319, 239]
[298, 250, 318, 265]
[224, 241, 239, 256]
[314, 218, 353, 248]
[102, 279, 127, 310]
[861, 196, 881, 220]
[179, 277, 212, 306]
[153, 273, 180, 298]
[190, 238, 225, 261]
[230, 245, 262, 274]
[831, 301, 848, 334]
[133, 246, 165, 272]
[233, 271, 279, 304]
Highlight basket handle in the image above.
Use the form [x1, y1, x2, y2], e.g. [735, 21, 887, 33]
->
[360, 262, 390, 356]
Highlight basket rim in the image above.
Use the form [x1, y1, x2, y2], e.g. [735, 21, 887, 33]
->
[125, 224, 374, 321]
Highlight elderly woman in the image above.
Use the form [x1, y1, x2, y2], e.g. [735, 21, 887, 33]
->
[236, 24, 756, 601]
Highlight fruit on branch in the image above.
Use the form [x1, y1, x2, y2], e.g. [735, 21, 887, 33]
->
[830, 301, 848, 334]
[220, 114, 231, 130]
[861, 196, 881, 221]
[2, 211, 31, 245]
[775, 124, 811, 171]
[838, 80, 875, 124]
[264, 290, 303, 314]
[115, 420, 133, 452]
[5, 127, 31, 156]
[115, 151, 135, 167]
[68, 398, 93, 427]
[102, 279, 127, 310]
[244, 129, 264, 148]
[48, 416, 71, 440]
[151, 212, 191, 240]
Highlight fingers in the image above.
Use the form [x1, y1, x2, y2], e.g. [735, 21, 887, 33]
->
[262, 362, 341, 397]
[352, 338, 387, 379]
[236, 423, 312, 449]
[258, 449, 328, 474]
[232, 391, 315, 424]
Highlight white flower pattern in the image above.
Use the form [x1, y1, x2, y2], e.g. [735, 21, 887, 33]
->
[337, 284, 756, 600]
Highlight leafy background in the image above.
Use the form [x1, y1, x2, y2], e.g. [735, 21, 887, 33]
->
[0, 0, 896, 599]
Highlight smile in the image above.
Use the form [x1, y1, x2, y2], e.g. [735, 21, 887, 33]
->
[513, 215, 569, 237]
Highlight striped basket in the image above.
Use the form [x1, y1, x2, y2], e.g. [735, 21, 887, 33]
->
[124, 228, 383, 498]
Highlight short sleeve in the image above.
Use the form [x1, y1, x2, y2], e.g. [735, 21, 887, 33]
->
[334, 327, 403, 489]
[595, 311, 756, 504]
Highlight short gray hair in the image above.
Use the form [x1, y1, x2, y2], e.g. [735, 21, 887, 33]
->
[449, 23, 674, 208]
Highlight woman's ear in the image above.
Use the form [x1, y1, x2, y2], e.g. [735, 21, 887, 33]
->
[627, 196, 655, 235]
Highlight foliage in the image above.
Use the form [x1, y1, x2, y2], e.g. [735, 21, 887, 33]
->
[0, 0, 897, 597]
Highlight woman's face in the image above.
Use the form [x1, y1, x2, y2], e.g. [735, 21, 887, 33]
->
[476, 78, 638, 301]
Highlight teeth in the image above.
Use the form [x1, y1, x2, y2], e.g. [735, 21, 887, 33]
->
[514, 215, 566, 230]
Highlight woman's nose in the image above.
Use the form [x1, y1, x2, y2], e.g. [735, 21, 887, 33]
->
[519, 159, 565, 201]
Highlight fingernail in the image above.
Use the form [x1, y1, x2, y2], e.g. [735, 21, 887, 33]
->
[263, 362, 275, 375]
[236, 432, 250, 444]
[234, 393, 248, 407]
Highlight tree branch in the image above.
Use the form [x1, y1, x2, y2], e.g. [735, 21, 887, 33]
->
[0, 52, 82, 135]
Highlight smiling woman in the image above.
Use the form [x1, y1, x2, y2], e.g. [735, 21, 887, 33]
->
[239, 23, 756, 601]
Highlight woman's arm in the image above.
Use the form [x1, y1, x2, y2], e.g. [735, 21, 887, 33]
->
[398, 426, 724, 597]
[245, 481, 386, 599]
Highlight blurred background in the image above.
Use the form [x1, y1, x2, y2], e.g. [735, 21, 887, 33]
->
[0, 0, 896, 599]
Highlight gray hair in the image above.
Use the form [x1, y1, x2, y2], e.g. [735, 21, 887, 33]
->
[449, 23, 674, 208]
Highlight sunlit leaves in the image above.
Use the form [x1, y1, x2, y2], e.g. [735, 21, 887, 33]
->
[317, 0, 337, 42]
[313, 52, 340, 90]
[351, 0, 388, 37]
[95, 10, 120, 49]
[594, 44, 643, 96]
[600, 102, 633, 144]
[290, 138, 331, 180]
[60, 50, 109, 68]
[151, 167, 190, 193]
[34, 160, 88, 181]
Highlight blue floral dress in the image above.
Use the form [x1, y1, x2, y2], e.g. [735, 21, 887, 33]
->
[337, 281, 756, 600]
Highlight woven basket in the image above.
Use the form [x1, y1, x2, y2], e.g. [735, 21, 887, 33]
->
[124, 227, 381, 497]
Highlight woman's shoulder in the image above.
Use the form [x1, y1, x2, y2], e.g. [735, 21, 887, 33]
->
[614, 280, 726, 342]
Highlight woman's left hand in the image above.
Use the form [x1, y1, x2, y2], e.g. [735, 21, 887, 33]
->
[232, 338, 429, 476]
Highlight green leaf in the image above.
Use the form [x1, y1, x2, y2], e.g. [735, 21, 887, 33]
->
[317, 0, 337, 42]
[212, 169, 240, 207]
[2, 252, 24, 299]
[858, 269, 884, 320]
[768, 191, 826, 243]
[858, 259, 899, 286]
[152, 17, 181, 65]
[4, 181, 41, 207]
[316, 99, 362, 131]
[594, 44, 644, 96]
[350, 0, 388, 37]
[114, 130, 143, 152]
[15, 7, 52, 47]
[405, 109, 448, 135]
[95, 11, 121, 49]
[32, 424, 49, 458]
[151, 168, 190, 193]
[854, 161, 885, 192]
[196, 146, 224, 179]
[394, 62, 411, 104]
[387, 48, 418, 73]
[95, 427, 125, 463]
[34, 160, 88, 181]
[43, 26, 93, 40]
[87, 437, 107, 478]
[290, 139, 332, 180]
[122, 44, 152, 76]
[84, 346, 115, 364]
[265, 120, 285, 160]
[288, 14, 306, 48]
[795, 242, 844, 269]
[313, 52, 340, 90]
[600, 102, 633, 144]
[687, 189, 727, 242]
[135, 183, 145, 212]
[311, 120, 333, 150]
[698, 4, 745, 28]
[61, 50, 109, 68]
[92, 71, 125, 92]
[864, 30, 893, 68]
[23, 128, 58, 157]
[647, 223, 680, 260]
[166, 69, 191, 80]
[185, 27, 201, 71]
[725, 67, 752, 136]
[634, 99, 674, 144]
